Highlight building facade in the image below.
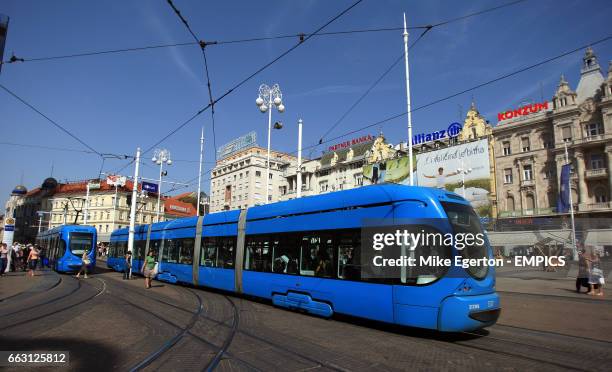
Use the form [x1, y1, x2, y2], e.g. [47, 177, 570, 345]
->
[209, 146, 297, 212]
[3, 177, 194, 243]
[493, 48, 612, 218]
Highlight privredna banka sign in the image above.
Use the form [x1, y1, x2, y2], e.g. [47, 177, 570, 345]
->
[328, 134, 373, 152]
[498, 101, 549, 121]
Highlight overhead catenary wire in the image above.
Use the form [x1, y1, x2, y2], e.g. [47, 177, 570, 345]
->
[0, 83, 102, 157]
[141, 0, 364, 155]
[0, 0, 528, 66]
[298, 34, 612, 156]
[318, 26, 432, 143]
[166, 0, 218, 162]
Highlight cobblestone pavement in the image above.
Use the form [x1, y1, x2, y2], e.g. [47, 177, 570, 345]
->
[0, 266, 610, 371]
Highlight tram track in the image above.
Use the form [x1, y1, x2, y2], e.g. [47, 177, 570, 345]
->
[98, 275, 245, 371]
[0, 276, 105, 332]
[0, 271, 63, 303]
[0, 277, 81, 317]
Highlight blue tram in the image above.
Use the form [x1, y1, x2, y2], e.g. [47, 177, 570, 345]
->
[37, 225, 97, 273]
[108, 184, 500, 332]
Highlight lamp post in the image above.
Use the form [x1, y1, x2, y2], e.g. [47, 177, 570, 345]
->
[456, 167, 472, 198]
[297, 118, 303, 198]
[152, 148, 172, 222]
[256, 84, 285, 204]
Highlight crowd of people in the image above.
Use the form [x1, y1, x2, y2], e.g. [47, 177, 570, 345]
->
[0, 242, 49, 277]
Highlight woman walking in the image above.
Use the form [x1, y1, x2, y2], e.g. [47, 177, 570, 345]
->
[142, 251, 156, 289]
[76, 250, 91, 279]
[26, 245, 40, 277]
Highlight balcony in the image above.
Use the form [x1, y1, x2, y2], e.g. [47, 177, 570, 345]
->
[579, 202, 612, 212]
[520, 179, 535, 187]
[498, 207, 557, 218]
[585, 168, 608, 180]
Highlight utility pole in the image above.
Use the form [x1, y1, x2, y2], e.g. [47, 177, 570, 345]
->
[564, 142, 578, 261]
[403, 13, 414, 186]
[297, 119, 303, 198]
[83, 183, 90, 224]
[197, 127, 204, 216]
[128, 147, 141, 279]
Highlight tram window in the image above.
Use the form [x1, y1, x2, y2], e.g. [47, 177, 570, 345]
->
[59, 239, 66, 257]
[218, 237, 236, 268]
[163, 239, 180, 263]
[70, 232, 93, 255]
[201, 237, 218, 267]
[299, 234, 334, 277]
[149, 240, 162, 258]
[271, 234, 299, 274]
[244, 236, 272, 272]
[337, 232, 361, 280]
[442, 202, 487, 280]
[177, 238, 193, 265]
[133, 240, 145, 259]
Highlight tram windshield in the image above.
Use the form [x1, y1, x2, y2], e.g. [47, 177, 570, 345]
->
[70, 232, 93, 256]
[442, 202, 488, 279]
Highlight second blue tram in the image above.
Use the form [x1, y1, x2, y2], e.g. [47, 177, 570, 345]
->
[37, 225, 97, 273]
[108, 184, 500, 332]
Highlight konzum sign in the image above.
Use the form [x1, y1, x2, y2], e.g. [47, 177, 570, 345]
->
[498, 101, 549, 121]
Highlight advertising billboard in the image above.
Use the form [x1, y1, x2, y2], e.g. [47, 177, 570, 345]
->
[416, 138, 492, 216]
[217, 131, 257, 159]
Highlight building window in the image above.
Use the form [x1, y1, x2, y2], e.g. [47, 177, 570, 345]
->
[544, 167, 555, 179]
[471, 127, 477, 139]
[590, 154, 605, 169]
[255, 171, 261, 177]
[542, 134, 553, 149]
[523, 165, 533, 181]
[525, 194, 535, 210]
[594, 188, 608, 203]
[562, 126, 572, 142]
[502, 141, 511, 156]
[354, 173, 363, 186]
[254, 193, 262, 200]
[506, 196, 515, 211]
[504, 169, 513, 184]
[586, 123, 603, 137]
[521, 137, 530, 152]
[319, 181, 329, 192]
[269, 173, 273, 179]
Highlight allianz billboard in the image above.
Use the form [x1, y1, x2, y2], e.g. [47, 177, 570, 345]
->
[416, 139, 492, 217]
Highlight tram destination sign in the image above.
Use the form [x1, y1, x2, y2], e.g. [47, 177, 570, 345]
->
[217, 131, 257, 159]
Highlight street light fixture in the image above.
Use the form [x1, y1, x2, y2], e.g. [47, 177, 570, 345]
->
[256, 83, 285, 204]
[152, 148, 171, 222]
[456, 167, 472, 198]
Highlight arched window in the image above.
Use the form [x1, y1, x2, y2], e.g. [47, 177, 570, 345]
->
[506, 195, 515, 211]
[594, 187, 608, 203]
[525, 194, 535, 211]
[547, 191, 556, 208]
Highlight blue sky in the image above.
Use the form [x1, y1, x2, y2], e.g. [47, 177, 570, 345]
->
[1, 0, 611, 207]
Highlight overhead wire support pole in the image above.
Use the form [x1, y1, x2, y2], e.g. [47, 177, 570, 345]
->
[128, 147, 141, 279]
[197, 127, 204, 216]
[403, 13, 414, 186]
[564, 142, 578, 261]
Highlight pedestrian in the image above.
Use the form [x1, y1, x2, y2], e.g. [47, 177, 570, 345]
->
[576, 249, 590, 293]
[0, 243, 8, 276]
[142, 251, 157, 289]
[26, 245, 40, 277]
[588, 253, 605, 297]
[123, 251, 132, 280]
[75, 250, 91, 279]
[22, 245, 30, 272]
